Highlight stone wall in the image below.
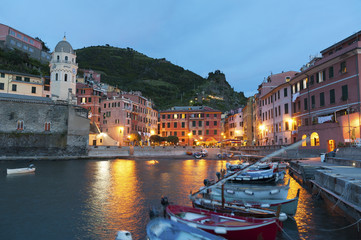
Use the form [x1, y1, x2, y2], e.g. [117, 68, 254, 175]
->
[0, 98, 89, 156]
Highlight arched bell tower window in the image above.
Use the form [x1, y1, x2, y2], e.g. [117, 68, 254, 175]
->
[64, 74, 68, 82]
[65, 56, 68, 62]
[57, 55, 60, 62]
[55, 73, 58, 81]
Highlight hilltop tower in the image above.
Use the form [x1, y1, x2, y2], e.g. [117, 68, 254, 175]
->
[49, 37, 78, 103]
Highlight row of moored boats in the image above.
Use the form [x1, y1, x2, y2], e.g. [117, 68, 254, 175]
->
[117, 158, 299, 240]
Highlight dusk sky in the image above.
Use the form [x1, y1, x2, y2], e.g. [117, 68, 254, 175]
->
[1, 0, 361, 96]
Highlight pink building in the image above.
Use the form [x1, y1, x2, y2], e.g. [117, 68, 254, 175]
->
[100, 92, 158, 146]
[257, 71, 298, 145]
[76, 83, 103, 127]
[290, 30, 361, 152]
[0, 23, 51, 62]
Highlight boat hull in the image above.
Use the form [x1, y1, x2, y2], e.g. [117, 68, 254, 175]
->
[166, 205, 278, 240]
[7, 167, 35, 175]
[211, 184, 289, 200]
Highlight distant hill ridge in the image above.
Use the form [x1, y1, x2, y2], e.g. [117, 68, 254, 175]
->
[76, 45, 247, 111]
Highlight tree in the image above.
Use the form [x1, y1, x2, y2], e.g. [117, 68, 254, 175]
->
[166, 136, 179, 145]
[150, 135, 162, 145]
[129, 131, 141, 145]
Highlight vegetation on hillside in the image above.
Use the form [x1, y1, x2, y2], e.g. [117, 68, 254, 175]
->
[76, 45, 247, 111]
[0, 48, 49, 76]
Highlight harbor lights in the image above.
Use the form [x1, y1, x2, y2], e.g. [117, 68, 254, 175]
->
[259, 124, 265, 145]
[188, 132, 192, 146]
[118, 126, 124, 147]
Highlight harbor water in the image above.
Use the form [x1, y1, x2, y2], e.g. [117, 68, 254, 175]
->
[0, 158, 360, 240]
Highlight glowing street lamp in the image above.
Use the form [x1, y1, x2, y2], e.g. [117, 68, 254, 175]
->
[150, 130, 155, 135]
[188, 132, 192, 146]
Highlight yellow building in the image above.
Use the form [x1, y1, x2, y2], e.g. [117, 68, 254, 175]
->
[0, 70, 45, 97]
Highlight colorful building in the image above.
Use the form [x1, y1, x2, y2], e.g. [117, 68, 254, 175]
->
[223, 108, 244, 145]
[0, 23, 51, 62]
[257, 71, 298, 146]
[0, 70, 48, 97]
[159, 106, 222, 146]
[289, 30, 361, 152]
[100, 92, 158, 146]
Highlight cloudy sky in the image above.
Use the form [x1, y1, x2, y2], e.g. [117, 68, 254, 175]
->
[1, 0, 361, 96]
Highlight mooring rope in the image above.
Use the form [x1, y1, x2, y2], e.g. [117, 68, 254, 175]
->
[318, 218, 361, 232]
[276, 221, 294, 240]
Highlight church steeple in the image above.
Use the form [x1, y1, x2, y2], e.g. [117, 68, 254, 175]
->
[49, 37, 77, 103]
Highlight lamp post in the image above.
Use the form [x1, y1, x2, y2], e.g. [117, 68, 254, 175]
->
[188, 132, 192, 146]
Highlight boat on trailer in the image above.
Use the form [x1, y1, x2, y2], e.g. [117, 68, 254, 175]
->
[166, 204, 278, 240]
[7, 164, 35, 175]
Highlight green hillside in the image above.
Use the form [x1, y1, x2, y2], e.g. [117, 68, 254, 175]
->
[76, 45, 247, 111]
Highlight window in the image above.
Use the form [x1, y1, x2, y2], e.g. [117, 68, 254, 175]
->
[0, 83, 4, 90]
[214, 114, 217, 117]
[29, 47, 33, 53]
[310, 132, 320, 146]
[181, 122, 185, 128]
[12, 84, 17, 92]
[329, 66, 334, 78]
[162, 123, 165, 128]
[31, 87, 36, 94]
[55, 73, 58, 81]
[182, 131, 185, 136]
[57, 55, 60, 62]
[340, 61, 347, 73]
[174, 122, 177, 128]
[206, 130, 209, 135]
[320, 92, 325, 106]
[24, 77, 30, 82]
[341, 85, 348, 101]
[198, 130, 202, 135]
[330, 89, 335, 104]
[162, 115, 165, 119]
[64, 74, 68, 82]
[285, 121, 289, 131]
[192, 121, 196, 127]
[192, 130, 196, 135]
[311, 95, 315, 108]
[16, 76, 22, 81]
[214, 130, 217, 135]
[167, 115, 170, 119]
[65, 56, 68, 61]
[198, 121, 202, 127]
[284, 88, 287, 97]
[0, 73, 4, 78]
[304, 98, 308, 110]
[167, 123, 170, 128]
[17, 120, 24, 130]
[44, 122, 51, 131]
[310, 75, 314, 85]
[214, 121, 217, 126]
[302, 135, 307, 147]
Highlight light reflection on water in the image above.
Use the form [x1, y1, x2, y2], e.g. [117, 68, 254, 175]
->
[0, 159, 360, 240]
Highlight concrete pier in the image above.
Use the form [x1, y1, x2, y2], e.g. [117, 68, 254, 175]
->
[288, 157, 361, 221]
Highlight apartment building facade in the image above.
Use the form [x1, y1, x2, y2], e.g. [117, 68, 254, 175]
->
[100, 92, 158, 146]
[289, 30, 361, 152]
[159, 106, 222, 146]
[0, 23, 51, 62]
[258, 71, 297, 146]
[0, 70, 49, 97]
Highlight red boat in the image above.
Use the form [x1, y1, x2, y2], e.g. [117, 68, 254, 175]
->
[166, 205, 278, 240]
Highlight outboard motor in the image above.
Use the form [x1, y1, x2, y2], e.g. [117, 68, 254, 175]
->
[161, 196, 169, 218]
[203, 179, 210, 186]
[216, 172, 221, 181]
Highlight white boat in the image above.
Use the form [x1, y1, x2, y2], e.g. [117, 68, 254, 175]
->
[207, 179, 290, 201]
[7, 164, 35, 175]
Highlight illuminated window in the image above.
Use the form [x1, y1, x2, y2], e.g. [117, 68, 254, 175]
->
[302, 135, 307, 146]
[174, 114, 178, 119]
[310, 132, 320, 146]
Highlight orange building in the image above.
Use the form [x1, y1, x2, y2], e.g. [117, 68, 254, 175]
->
[159, 106, 222, 146]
